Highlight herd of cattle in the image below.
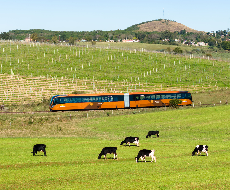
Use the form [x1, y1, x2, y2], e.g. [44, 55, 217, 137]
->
[32, 130, 209, 162]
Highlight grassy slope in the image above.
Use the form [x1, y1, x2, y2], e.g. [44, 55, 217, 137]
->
[0, 41, 230, 105]
[0, 105, 229, 189]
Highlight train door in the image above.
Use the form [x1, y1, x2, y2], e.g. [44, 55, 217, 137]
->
[124, 93, 130, 108]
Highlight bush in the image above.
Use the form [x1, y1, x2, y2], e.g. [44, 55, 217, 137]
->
[169, 99, 182, 109]
[206, 53, 212, 57]
[173, 47, 183, 54]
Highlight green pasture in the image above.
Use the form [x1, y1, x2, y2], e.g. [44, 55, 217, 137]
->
[1, 41, 230, 88]
[0, 105, 229, 189]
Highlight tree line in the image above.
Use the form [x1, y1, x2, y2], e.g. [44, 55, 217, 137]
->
[1, 26, 230, 51]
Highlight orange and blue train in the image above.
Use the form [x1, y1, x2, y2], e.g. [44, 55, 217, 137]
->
[49, 91, 192, 111]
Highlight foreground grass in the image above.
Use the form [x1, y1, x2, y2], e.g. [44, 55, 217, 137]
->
[0, 105, 229, 189]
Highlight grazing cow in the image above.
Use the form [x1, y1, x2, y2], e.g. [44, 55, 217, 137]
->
[98, 147, 117, 159]
[135, 149, 156, 163]
[146, 131, 159, 138]
[192, 145, 208, 156]
[31, 144, 47, 156]
[120, 137, 139, 147]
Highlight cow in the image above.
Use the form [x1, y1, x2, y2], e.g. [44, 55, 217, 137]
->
[120, 137, 139, 147]
[146, 131, 159, 138]
[31, 144, 47, 156]
[135, 149, 156, 163]
[192, 145, 208, 156]
[98, 147, 117, 159]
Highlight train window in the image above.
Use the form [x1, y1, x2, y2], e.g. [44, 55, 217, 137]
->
[113, 96, 118, 101]
[58, 98, 65, 104]
[156, 95, 161, 100]
[89, 97, 93, 102]
[82, 97, 89, 102]
[161, 94, 166, 99]
[102, 96, 108, 102]
[95, 97, 101, 102]
[119, 95, 124, 101]
[140, 95, 145, 100]
[135, 95, 140, 101]
[145, 95, 151, 100]
[181, 93, 186, 98]
[92, 97, 96, 102]
[76, 97, 81, 102]
[187, 93, 192, 99]
[108, 96, 113, 102]
[177, 94, 182, 99]
[170, 94, 177, 99]
[161, 94, 177, 99]
[150, 95, 155, 100]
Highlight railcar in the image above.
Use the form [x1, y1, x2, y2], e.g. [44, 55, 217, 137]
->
[49, 91, 192, 111]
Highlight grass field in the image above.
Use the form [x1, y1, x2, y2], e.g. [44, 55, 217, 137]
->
[0, 40, 229, 189]
[0, 105, 229, 189]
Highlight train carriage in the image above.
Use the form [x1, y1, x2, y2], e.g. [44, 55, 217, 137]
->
[49, 91, 192, 111]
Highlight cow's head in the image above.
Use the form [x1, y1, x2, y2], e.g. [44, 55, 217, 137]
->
[192, 151, 196, 156]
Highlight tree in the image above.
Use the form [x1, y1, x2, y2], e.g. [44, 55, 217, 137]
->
[31, 33, 38, 41]
[0, 32, 10, 40]
[221, 41, 230, 50]
[161, 30, 175, 41]
[173, 47, 183, 54]
[208, 39, 216, 47]
[169, 99, 182, 109]
[51, 35, 58, 44]
[69, 37, 75, 45]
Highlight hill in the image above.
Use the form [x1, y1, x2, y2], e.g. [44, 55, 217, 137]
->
[128, 19, 201, 33]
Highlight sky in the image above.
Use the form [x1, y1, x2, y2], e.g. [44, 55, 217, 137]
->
[0, 0, 229, 33]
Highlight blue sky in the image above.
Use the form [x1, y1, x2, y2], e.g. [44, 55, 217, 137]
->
[0, 0, 229, 33]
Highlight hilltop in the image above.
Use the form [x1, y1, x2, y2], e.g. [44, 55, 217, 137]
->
[127, 19, 201, 33]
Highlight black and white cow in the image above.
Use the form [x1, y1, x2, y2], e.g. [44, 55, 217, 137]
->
[98, 147, 118, 159]
[135, 149, 156, 163]
[120, 137, 139, 147]
[192, 145, 208, 156]
[146, 131, 159, 138]
[31, 144, 47, 156]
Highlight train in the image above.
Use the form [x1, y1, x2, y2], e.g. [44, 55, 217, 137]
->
[49, 91, 192, 111]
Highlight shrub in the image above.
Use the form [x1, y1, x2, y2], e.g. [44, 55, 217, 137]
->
[169, 99, 182, 109]
[173, 47, 183, 54]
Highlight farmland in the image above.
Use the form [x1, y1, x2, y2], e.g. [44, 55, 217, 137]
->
[0, 40, 230, 189]
[0, 40, 230, 105]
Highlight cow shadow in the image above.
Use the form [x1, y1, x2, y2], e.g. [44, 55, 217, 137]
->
[31, 155, 46, 156]
[121, 145, 138, 147]
[147, 137, 158, 138]
[101, 158, 117, 160]
[137, 161, 153, 163]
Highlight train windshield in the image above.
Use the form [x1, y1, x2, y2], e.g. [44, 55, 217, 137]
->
[50, 96, 56, 106]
